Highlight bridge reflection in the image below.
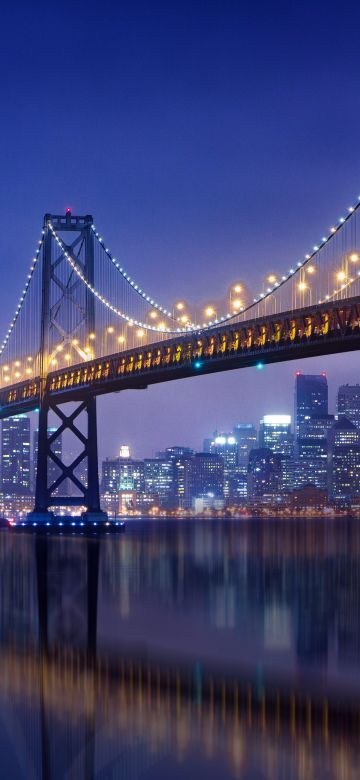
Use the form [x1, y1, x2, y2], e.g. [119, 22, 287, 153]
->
[0, 522, 360, 777]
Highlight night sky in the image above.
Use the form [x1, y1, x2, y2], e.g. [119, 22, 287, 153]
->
[1, 0, 360, 459]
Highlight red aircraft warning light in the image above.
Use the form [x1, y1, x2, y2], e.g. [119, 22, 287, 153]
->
[66, 207, 71, 215]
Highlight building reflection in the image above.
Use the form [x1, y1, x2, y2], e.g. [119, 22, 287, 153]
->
[0, 521, 360, 778]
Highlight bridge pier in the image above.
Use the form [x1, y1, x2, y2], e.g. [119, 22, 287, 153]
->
[28, 394, 107, 524]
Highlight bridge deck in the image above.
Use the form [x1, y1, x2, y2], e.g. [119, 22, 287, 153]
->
[1, 296, 359, 418]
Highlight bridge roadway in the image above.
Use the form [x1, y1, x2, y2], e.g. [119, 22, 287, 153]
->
[1, 296, 360, 419]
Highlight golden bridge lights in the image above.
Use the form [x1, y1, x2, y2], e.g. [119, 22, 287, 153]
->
[306, 265, 315, 274]
[232, 298, 242, 311]
[233, 284, 242, 293]
[175, 301, 185, 311]
[118, 335, 125, 344]
[107, 326, 114, 334]
[298, 281, 307, 291]
[149, 310, 158, 319]
[350, 253, 359, 263]
[89, 332, 96, 340]
[337, 271, 346, 282]
[267, 275, 277, 284]
[137, 328, 145, 338]
[205, 306, 215, 319]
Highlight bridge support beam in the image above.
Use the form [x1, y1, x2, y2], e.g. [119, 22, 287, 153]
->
[28, 394, 107, 523]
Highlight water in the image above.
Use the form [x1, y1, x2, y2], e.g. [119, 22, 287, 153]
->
[0, 517, 359, 779]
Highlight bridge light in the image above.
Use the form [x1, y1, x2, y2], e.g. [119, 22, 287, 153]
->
[194, 361, 202, 369]
[137, 329, 144, 337]
[14, 371, 21, 378]
[330, 226, 336, 233]
[256, 362, 264, 370]
[14, 361, 20, 367]
[72, 339, 79, 345]
[298, 281, 307, 291]
[56, 344, 63, 352]
[176, 302, 184, 310]
[118, 335, 125, 344]
[306, 265, 315, 274]
[26, 368, 32, 375]
[50, 359, 57, 367]
[3, 365, 9, 371]
[180, 314, 189, 324]
[65, 353, 71, 360]
[267, 275, 276, 284]
[233, 284, 242, 293]
[337, 271, 346, 281]
[107, 326, 114, 334]
[89, 332, 96, 340]
[350, 253, 359, 262]
[205, 306, 215, 318]
[27, 355, 33, 361]
[232, 298, 242, 310]
[158, 321, 166, 329]
[149, 311, 158, 319]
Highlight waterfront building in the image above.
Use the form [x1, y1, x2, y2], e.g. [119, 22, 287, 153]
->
[209, 434, 238, 498]
[337, 385, 360, 429]
[191, 452, 224, 501]
[327, 418, 360, 504]
[143, 458, 174, 507]
[294, 373, 328, 438]
[101, 454, 144, 494]
[1, 415, 31, 494]
[247, 448, 283, 503]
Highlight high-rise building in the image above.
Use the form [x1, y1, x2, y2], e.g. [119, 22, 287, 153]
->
[191, 453, 224, 500]
[296, 437, 328, 490]
[258, 415, 294, 492]
[294, 373, 328, 438]
[233, 423, 257, 469]
[328, 418, 360, 504]
[33, 428, 62, 494]
[209, 434, 238, 498]
[247, 448, 282, 503]
[259, 415, 293, 455]
[101, 455, 144, 494]
[2, 415, 31, 494]
[143, 458, 174, 507]
[337, 385, 360, 429]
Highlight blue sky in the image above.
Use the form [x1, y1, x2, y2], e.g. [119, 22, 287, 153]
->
[1, 0, 360, 457]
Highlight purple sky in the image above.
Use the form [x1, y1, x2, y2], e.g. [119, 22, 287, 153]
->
[1, 0, 360, 459]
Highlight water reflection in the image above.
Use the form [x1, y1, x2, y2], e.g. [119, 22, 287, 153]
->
[0, 519, 360, 778]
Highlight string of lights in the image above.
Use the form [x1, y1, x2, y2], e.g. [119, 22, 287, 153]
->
[91, 224, 182, 323]
[0, 231, 44, 357]
[90, 194, 360, 330]
[48, 223, 198, 334]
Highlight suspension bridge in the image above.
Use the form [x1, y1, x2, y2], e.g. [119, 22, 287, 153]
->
[1, 198, 360, 521]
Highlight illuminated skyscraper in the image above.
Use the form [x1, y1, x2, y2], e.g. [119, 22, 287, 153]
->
[294, 373, 328, 438]
[191, 453, 224, 500]
[209, 434, 238, 498]
[1, 415, 31, 494]
[328, 418, 360, 504]
[337, 385, 360, 429]
[259, 415, 293, 455]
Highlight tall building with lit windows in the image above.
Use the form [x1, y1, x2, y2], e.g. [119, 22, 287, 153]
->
[209, 434, 238, 498]
[259, 415, 293, 455]
[328, 418, 360, 504]
[294, 373, 328, 438]
[337, 385, 360, 429]
[1, 415, 31, 494]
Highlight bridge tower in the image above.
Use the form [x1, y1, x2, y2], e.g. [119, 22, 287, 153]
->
[29, 210, 107, 523]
